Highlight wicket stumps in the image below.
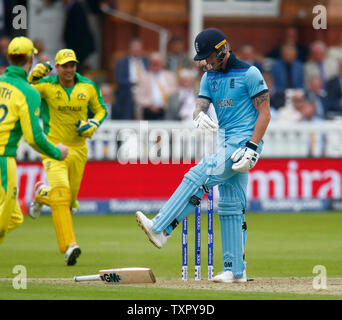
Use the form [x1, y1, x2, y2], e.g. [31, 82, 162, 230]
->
[182, 188, 214, 281]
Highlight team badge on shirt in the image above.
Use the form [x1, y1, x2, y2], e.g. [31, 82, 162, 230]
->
[77, 93, 87, 100]
[56, 91, 62, 99]
[211, 80, 218, 92]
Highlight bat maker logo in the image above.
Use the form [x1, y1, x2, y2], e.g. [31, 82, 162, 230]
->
[101, 272, 121, 283]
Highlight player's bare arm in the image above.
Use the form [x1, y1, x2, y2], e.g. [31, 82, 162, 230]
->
[250, 91, 271, 145]
[193, 97, 211, 119]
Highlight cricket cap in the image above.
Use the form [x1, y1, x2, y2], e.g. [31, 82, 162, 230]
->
[194, 28, 228, 61]
[55, 49, 79, 65]
[8, 37, 38, 56]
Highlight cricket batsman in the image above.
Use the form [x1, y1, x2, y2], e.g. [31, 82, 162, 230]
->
[27, 49, 107, 265]
[0, 37, 68, 245]
[136, 28, 271, 282]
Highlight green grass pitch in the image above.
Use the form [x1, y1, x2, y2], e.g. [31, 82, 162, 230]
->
[0, 212, 341, 300]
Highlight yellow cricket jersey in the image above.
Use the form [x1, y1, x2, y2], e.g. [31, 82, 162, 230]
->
[33, 73, 107, 147]
[0, 66, 61, 159]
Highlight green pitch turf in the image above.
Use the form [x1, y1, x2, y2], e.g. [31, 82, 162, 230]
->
[0, 212, 341, 300]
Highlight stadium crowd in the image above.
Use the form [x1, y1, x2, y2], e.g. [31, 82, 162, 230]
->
[1, 17, 342, 123]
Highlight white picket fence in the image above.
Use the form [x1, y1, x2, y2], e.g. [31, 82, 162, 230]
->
[16, 120, 342, 161]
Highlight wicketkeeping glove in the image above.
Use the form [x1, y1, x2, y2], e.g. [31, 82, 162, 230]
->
[28, 61, 52, 83]
[231, 141, 260, 172]
[193, 111, 218, 132]
[75, 119, 99, 138]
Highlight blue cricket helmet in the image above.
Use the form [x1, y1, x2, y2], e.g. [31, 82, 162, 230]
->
[194, 28, 228, 61]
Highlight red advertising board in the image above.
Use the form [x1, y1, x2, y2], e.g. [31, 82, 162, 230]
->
[17, 159, 342, 204]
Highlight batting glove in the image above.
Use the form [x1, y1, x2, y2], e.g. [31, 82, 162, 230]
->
[231, 141, 260, 172]
[28, 61, 52, 83]
[75, 119, 100, 138]
[193, 111, 218, 132]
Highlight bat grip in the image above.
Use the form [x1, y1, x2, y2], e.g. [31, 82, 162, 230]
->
[74, 274, 101, 282]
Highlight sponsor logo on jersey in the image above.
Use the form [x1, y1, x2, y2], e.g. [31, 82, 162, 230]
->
[216, 99, 234, 108]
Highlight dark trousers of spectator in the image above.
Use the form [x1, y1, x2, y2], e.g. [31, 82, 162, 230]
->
[143, 108, 165, 120]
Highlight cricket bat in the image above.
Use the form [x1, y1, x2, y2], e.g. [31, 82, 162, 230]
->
[74, 267, 156, 284]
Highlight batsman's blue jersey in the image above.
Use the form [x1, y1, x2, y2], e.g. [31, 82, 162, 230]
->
[199, 51, 268, 140]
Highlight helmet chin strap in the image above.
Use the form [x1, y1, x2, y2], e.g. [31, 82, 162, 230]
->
[200, 51, 227, 72]
[200, 41, 228, 72]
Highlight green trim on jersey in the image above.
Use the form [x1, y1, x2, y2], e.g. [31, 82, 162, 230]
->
[38, 73, 107, 124]
[76, 73, 107, 124]
[62, 85, 75, 101]
[0, 66, 61, 159]
[41, 99, 50, 135]
[4, 120, 22, 155]
[0, 156, 7, 192]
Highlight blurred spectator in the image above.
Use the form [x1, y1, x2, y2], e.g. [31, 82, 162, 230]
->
[165, 69, 196, 121]
[299, 99, 325, 157]
[326, 59, 342, 118]
[299, 99, 323, 122]
[262, 72, 285, 118]
[305, 76, 329, 119]
[238, 44, 263, 72]
[100, 83, 123, 120]
[30, 39, 57, 75]
[62, 0, 95, 73]
[134, 52, 177, 120]
[328, 34, 342, 63]
[304, 41, 338, 90]
[166, 36, 193, 76]
[114, 39, 149, 119]
[277, 89, 304, 122]
[33, 39, 45, 58]
[270, 43, 304, 92]
[267, 27, 308, 62]
[0, 35, 9, 74]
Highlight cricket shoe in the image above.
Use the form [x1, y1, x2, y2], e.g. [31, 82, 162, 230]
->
[28, 181, 48, 219]
[213, 270, 247, 283]
[65, 243, 82, 266]
[135, 211, 170, 249]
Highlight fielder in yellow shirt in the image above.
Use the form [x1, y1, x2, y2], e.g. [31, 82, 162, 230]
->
[28, 49, 107, 265]
[0, 37, 68, 245]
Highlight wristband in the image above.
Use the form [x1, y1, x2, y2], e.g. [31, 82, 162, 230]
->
[246, 141, 258, 151]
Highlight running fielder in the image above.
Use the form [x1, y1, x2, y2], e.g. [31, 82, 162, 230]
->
[27, 49, 107, 265]
[0, 37, 68, 245]
[136, 28, 271, 282]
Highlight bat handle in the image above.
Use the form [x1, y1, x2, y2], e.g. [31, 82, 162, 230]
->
[74, 274, 101, 282]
